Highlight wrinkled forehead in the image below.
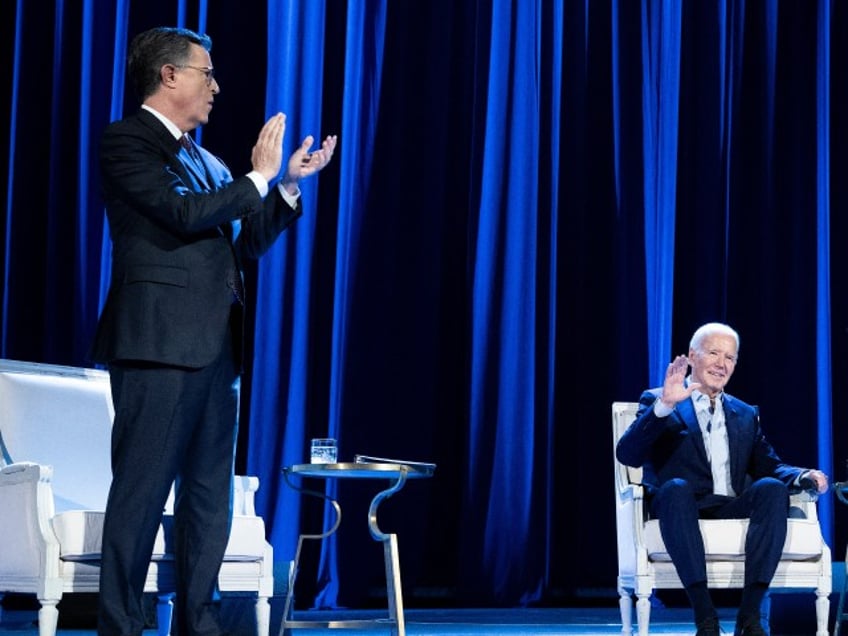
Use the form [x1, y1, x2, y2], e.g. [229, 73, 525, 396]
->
[698, 333, 738, 354]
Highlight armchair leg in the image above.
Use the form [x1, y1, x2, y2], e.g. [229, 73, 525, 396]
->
[618, 586, 633, 635]
[37, 599, 59, 636]
[255, 595, 270, 636]
[815, 588, 830, 636]
[156, 592, 175, 636]
[635, 593, 651, 636]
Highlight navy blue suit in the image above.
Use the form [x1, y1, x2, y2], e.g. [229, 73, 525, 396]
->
[616, 389, 807, 587]
[91, 109, 301, 635]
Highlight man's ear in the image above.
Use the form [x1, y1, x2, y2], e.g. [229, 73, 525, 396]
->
[160, 64, 178, 88]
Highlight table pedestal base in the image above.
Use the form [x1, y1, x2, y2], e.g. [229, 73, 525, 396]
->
[279, 463, 423, 636]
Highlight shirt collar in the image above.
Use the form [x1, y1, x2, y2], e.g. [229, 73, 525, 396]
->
[142, 104, 183, 141]
[689, 381, 723, 412]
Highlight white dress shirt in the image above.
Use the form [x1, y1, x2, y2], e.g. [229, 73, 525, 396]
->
[692, 390, 735, 496]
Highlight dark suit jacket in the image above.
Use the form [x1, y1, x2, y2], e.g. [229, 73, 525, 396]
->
[616, 389, 805, 500]
[90, 109, 301, 369]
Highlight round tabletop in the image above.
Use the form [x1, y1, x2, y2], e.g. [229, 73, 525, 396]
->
[287, 462, 435, 479]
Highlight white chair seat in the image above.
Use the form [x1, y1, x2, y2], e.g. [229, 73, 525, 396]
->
[643, 517, 825, 562]
[53, 511, 268, 562]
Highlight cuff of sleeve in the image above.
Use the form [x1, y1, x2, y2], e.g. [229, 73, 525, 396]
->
[277, 183, 301, 208]
[246, 171, 269, 198]
[653, 399, 674, 418]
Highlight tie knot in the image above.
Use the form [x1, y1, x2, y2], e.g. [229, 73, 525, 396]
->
[179, 134, 192, 150]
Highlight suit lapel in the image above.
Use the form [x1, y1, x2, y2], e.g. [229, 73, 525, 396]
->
[722, 396, 744, 492]
[676, 398, 710, 467]
[134, 110, 212, 190]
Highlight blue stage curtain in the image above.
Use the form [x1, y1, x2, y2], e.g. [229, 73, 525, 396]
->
[638, 0, 681, 387]
[1, 0, 842, 609]
[459, 0, 558, 605]
[247, 0, 341, 608]
[814, 0, 834, 538]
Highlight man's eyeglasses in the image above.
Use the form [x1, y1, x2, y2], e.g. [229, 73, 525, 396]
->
[177, 65, 216, 86]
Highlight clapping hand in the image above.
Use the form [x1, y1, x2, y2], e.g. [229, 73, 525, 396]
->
[280, 134, 338, 194]
[251, 113, 286, 183]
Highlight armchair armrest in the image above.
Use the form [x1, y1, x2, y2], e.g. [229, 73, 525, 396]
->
[0, 462, 62, 588]
[233, 475, 260, 516]
[789, 491, 820, 521]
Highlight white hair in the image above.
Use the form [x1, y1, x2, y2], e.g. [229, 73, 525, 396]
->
[689, 322, 740, 353]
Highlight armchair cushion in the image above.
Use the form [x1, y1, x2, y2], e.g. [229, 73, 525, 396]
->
[643, 517, 826, 562]
[53, 512, 268, 562]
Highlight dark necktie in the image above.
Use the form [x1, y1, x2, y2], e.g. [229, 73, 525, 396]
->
[219, 223, 245, 305]
[707, 399, 715, 433]
[180, 134, 205, 167]
[181, 135, 242, 304]
[228, 269, 245, 305]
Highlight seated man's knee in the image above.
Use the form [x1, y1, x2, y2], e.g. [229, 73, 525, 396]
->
[658, 477, 694, 498]
[751, 477, 787, 497]
[653, 478, 696, 515]
[750, 477, 789, 509]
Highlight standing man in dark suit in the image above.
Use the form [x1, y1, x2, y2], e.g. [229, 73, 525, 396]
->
[90, 26, 337, 635]
[616, 322, 828, 636]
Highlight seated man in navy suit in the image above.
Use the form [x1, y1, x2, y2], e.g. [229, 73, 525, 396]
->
[616, 322, 828, 636]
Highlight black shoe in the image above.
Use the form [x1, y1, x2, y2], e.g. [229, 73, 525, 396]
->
[734, 614, 767, 636]
[696, 615, 722, 636]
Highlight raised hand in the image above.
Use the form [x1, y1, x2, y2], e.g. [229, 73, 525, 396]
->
[280, 134, 338, 193]
[251, 113, 286, 182]
[660, 354, 700, 409]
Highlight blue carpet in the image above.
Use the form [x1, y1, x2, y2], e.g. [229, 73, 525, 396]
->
[0, 605, 816, 635]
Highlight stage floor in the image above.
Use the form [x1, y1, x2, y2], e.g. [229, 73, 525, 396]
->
[0, 605, 824, 635]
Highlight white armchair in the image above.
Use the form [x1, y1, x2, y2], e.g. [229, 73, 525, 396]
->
[0, 359, 273, 636]
[612, 401, 831, 636]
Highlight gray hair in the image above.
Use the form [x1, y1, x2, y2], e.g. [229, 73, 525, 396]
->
[689, 322, 740, 353]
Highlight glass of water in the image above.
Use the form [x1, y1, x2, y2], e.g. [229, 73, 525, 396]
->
[310, 438, 337, 464]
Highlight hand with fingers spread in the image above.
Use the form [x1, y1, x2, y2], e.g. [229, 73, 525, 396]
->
[659, 354, 700, 409]
[280, 134, 338, 194]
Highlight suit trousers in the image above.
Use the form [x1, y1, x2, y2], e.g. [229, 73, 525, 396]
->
[97, 335, 240, 636]
[651, 477, 789, 588]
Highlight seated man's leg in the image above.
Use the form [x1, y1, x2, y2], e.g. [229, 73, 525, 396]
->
[713, 477, 788, 635]
[740, 477, 787, 634]
[741, 477, 789, 586]
[653, 478, 718, 630]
